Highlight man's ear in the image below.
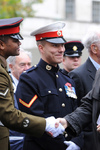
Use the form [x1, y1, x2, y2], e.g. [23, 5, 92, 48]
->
[0, 40, 5, 50]
[91, 44, 97, 54]
[38, 44, 44, 53]
[9, 64, 13, 69]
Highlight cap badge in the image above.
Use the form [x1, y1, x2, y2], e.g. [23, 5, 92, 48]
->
[46, 65, 52, 70]
[73, 46, 77, 51]
[57, 30, 62, 36]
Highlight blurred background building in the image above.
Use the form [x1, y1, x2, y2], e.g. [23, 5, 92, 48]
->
[20, 0, 100, 66]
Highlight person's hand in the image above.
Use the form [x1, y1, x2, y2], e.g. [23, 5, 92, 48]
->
[64, 141, 80, 150]
[45, 116, 65, 137]
[55, 118, 68, 129]
[97, 124, 100, 133]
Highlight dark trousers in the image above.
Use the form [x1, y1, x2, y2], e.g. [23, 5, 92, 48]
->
[23, 133, 67, 150]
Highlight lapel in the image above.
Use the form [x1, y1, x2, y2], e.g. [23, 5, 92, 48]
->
[86, 58, 97, 80]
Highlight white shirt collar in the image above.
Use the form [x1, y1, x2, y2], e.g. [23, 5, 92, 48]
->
[10, 74, 19, 87]
[89, 56, 100, 70]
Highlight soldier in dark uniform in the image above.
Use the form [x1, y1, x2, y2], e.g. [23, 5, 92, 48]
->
[62, 41, 84, 75]
[0, 17, 65, 150]
[16, 22, 84, 150]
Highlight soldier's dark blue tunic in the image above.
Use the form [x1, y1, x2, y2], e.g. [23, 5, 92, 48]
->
[16, 59, 83, 150]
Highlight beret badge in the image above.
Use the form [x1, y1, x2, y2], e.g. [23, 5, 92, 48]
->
[73, 46, 77, 51]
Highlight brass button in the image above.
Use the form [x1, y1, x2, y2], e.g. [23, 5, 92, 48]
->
[59, 88, 63, 92]
[62, 103, 65, 107]
[56, 74, 59, 78]
[48, 91, 51, 93]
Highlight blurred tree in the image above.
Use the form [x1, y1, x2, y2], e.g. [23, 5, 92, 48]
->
[0, 0, 43, 18]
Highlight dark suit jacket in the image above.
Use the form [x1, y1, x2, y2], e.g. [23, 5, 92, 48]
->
[65, 68, 100, 150]
[69, 58, 97, 106]
[68, 57, 97, 150]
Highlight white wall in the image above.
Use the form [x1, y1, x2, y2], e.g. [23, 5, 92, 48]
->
[76, 0, 92, 21]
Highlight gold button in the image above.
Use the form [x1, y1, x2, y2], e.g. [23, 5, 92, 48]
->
[56, 74, 59, 78]
[48, 91, 51, 93]
[59, 88, 63, 92]
[62, 103, 65, 107]
[46, 65, 52, 70]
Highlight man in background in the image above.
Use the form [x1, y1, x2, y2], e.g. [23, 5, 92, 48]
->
[68, 30, 100, 150]
[62, 41, 84, 75]
[7, 49, 32, 150]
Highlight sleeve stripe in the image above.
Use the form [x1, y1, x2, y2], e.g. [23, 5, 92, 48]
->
[0, 88, 9, 96]
[19, 95, 38, 108]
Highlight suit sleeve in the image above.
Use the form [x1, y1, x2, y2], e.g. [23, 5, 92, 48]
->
[64, 90, 93, 136]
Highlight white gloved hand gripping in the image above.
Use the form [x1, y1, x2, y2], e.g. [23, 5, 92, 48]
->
[45, 116, 65, 137]
[64, 141, 80, 150]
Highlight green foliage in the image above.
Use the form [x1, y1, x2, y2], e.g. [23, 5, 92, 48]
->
[0, 0, 43, 18]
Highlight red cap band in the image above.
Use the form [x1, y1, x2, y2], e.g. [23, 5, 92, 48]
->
[0, 26, 20, 35]
[35, 30, 63, 41]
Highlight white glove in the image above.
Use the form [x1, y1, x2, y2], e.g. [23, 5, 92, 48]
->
[64, 141, 80, 150]
[45, 116, 65, 137]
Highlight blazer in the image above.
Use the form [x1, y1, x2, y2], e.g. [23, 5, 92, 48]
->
[65, 68, 100, 150]
[69, 58, 97, 106]
[68, 57, 97, 150]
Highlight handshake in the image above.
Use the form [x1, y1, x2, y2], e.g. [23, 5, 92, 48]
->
[45, 117, 81, 150]
[45, 116, 68, 137]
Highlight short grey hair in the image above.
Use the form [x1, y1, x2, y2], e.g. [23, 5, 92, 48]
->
[82, 29, 100, 53]
[7, 48, 32, 65]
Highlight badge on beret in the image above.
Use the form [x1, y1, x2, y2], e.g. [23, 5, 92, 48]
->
[73, 46, 77, 51]
[57, 30, 62, 36]
[64, 82, 77, 99]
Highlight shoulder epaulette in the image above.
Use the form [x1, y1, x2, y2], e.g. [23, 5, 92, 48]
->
[23, 65, 37, 73]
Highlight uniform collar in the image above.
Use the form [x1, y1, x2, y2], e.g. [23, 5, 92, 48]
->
[0, 55, 7, 69]
[38, 59, 59, 73]
[62, 69, 68, 75]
